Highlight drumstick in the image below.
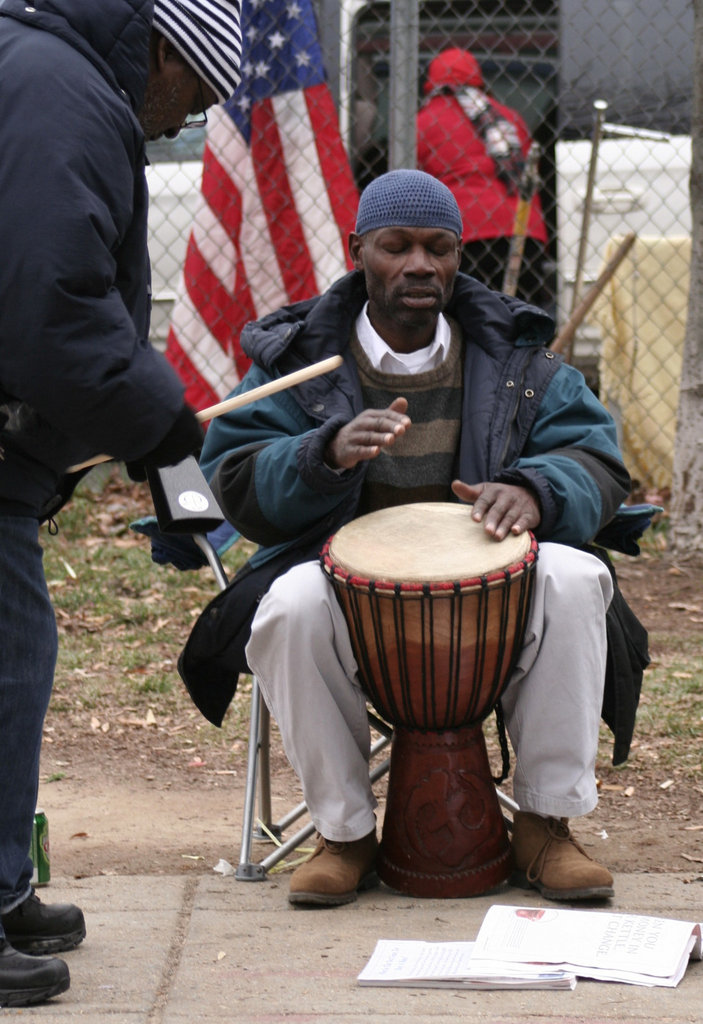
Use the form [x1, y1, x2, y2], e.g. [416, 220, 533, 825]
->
[68, 354, 344, 473]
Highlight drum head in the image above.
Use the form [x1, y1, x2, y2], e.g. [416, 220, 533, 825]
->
[327, 502, 532, 584]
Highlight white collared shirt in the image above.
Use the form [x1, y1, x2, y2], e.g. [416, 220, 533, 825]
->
[355, 302, 451, 374]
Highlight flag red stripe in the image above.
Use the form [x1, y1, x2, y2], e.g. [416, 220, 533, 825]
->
[306, 83, 358, 268]
[183, 237, 254, 380]
[165, 325, 221, 411]
[250, 98, 318, 302]
[189, 141, 258, 357]
[166, 141, 256, 409]
[200, 143, 245, 242]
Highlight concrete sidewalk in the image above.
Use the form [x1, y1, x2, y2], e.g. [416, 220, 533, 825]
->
[7, 871, 703, 1023]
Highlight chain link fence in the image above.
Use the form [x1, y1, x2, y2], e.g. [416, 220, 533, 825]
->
[145, 0, 693, 498]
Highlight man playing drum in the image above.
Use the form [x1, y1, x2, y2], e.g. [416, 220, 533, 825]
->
[199, 169, 632, 907]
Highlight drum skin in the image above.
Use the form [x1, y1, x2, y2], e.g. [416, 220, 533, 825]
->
[321, 503, 538, 898]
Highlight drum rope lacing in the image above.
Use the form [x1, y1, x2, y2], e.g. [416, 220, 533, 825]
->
[321, 535, 537, 787]
[334, 559, 534, 781]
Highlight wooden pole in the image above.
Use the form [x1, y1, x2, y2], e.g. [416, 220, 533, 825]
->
[550, 232, 636, 358]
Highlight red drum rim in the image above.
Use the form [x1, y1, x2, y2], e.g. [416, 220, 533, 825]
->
[320, 532, 538, 595]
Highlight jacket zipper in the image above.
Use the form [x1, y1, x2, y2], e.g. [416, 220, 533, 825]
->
[495, 354, 529, 473]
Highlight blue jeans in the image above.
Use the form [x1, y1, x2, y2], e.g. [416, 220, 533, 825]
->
[0, 516, 58, 934]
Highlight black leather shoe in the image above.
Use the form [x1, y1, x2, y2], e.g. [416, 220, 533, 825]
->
[0, 940, 70, 1007]
[1, 891, 86, 954]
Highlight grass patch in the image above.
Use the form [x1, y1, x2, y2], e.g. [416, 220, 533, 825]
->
[43, 468, 255, 758]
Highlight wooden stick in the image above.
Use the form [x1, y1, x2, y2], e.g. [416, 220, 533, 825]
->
[550, 232, 636, 359]
[502, 142, 541, 297]
[68, 354, 344, 473]
[570, 98, 609, 317]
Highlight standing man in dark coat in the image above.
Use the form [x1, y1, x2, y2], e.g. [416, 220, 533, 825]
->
[0, 0, 241, 1006]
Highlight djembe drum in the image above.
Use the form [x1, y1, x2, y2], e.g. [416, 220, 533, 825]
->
[320, 502, 537, 898]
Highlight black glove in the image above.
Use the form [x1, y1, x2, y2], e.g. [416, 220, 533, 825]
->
[126, 404, 204, 482]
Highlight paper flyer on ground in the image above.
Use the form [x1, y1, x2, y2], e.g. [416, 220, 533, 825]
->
[357, 939, 577, 990]
[358, 907, 703, 991]
[471, 906, 703, 987]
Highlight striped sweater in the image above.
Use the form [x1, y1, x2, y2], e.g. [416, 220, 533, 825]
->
[351, 318, 464, 514]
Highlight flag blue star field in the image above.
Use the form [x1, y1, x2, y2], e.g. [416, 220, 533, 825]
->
[166, 0, 359, 409]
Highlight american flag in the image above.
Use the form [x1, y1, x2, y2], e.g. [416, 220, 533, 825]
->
[165, 0, 359, 411]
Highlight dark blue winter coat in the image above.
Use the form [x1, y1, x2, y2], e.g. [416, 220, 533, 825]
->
[0, 0, 186, 516]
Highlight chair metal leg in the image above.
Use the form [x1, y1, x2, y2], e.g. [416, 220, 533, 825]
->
[251, 698, 279, 841]
[253, 735, 391, 877]
[235, 683, 392, 881]
[498, 789, 519, 815]
[498, 788, 520, 834]
[235, 679, 268, 880]
[192, 533, 229, 590]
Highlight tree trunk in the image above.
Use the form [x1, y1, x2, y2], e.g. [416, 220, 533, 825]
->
[670, 0, 703, 552]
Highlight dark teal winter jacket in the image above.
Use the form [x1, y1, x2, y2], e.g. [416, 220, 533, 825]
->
[202, 270, 630, 564]
[182, 271, 647, 757]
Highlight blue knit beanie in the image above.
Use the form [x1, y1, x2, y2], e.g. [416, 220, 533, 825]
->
[355, 170, 462, 237]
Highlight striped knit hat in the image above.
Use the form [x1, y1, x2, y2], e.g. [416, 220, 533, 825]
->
[355, 170, 463, 237]
[153, 0, 243, 104]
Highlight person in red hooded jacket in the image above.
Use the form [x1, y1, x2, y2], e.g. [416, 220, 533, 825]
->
[417, 48, 549, 306]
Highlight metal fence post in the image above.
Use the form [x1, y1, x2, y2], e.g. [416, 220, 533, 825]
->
[388, 0, 419, 170]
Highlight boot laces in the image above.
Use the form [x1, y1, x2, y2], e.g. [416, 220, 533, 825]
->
[309, 833, 346, 858]
[3, 891, 40, 920]
[321, 837, 346, 856]
[526, 816, 593, 884]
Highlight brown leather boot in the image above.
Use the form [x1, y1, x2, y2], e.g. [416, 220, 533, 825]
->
[511, 811, 614, 901]
[288, 831, 379, 906]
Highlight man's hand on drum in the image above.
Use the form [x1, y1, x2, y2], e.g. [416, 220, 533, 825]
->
[451, 480, 541, 541]
[325, 397, 411, 470]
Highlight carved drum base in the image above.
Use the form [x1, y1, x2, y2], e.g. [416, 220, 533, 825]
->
[377, 724, 513, 899]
